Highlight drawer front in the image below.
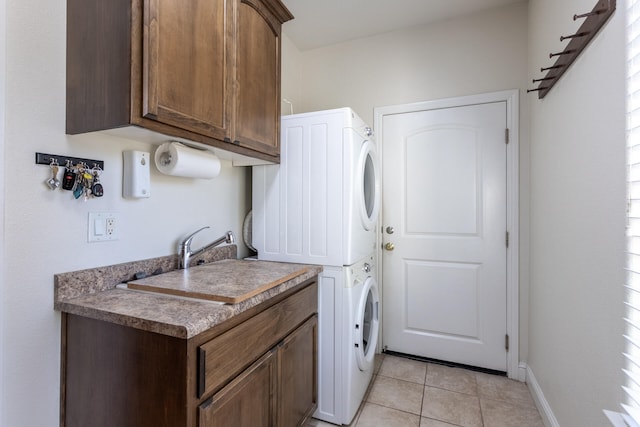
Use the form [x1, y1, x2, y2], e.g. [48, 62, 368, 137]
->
[198, 282, 317, 397]
[198, 348, 277, 427]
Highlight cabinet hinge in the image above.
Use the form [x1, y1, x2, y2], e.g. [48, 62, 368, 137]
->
[505, 334, 510, 351]
[505, 231, 509, 248]
[505, 128, 510, 145]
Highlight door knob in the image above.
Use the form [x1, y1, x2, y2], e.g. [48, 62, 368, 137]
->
[385, 226, 395, 234]
[384, 242, 395, 251]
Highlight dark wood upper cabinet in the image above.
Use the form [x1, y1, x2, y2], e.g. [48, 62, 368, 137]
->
[235, 0, 285, 157]
[140, 0, 232, 141]
[66, 0, 293, 163]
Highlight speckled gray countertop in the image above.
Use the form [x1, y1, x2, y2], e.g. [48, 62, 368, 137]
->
[54, 245, 322, 339]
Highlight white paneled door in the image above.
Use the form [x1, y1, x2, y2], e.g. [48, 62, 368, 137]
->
[381, 100, 508, 372]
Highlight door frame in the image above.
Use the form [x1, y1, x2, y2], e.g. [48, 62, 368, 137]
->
[374, 89, 521, 380]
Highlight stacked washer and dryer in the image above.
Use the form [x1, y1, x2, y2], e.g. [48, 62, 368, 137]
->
[252, 108, 381, 425]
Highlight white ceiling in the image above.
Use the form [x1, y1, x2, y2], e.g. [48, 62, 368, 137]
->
[280, 0, 526, 51]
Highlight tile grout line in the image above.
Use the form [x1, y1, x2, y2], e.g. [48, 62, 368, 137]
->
[475, 372, 486, 427]
[419, 363, 428, 423]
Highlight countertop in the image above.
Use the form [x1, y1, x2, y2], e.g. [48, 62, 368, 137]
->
[54, 246, 322, 339]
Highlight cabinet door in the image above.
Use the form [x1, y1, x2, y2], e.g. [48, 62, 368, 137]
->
[278, 315, 318, 427]
[142, 0, 233, 141]
[234, 0, 283, 156]
[199, 348, 277, 427]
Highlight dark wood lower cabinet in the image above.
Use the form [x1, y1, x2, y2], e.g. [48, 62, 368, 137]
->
[199, 315, 318, 427]
[199, 349, 278, 427]
[62, 314, 188, 427]
[198, 314, 317, 427]
[61, 281, 317, 427]
[279, 317, 318, 427]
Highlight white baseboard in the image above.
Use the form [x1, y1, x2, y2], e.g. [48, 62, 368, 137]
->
[524, 364, 560, 427]
[518, 362, 527, 382]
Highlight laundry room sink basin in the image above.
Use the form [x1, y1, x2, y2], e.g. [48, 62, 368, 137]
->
[115, 283, 227, 304]
[124, 259, 312, 304]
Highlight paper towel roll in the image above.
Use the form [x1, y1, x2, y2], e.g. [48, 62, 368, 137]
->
[154, 142, 221, 179]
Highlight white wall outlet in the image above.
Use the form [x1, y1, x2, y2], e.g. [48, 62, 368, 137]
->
[88, 212, 120, 242]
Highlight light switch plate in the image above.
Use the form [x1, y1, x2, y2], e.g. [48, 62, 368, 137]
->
[88, 212, 120, 242]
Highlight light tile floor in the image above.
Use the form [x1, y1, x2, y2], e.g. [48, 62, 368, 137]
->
[307, 354, 544, 427]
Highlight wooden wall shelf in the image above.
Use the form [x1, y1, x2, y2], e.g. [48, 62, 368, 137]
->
[528, 0, 616, 99]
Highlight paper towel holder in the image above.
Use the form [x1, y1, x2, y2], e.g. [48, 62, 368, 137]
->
[161, 140, 214, 162]
[157, 151, 172, 166]
[154, 141, 222, 179]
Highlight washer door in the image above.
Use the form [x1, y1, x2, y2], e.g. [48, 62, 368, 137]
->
[355, 276, 380, 371]
[358, 140, 380, 231]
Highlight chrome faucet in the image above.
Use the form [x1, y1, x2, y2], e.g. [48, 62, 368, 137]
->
[178, 227, 235, 269]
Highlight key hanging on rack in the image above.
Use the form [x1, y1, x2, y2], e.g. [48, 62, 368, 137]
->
[45, 158, 60, 190]
[81, 163, 95, 201]
[91, 164, 104, 197]
[61, 160, 76, 191]
[72, 163, 87, 199]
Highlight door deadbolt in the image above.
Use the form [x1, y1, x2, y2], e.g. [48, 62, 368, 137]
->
[384, 242, 395, 251]
[385, 226, 395, 234]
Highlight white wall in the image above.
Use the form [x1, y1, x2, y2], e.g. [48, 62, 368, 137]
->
[281, 34, 304, 114]
[0, 0, 6, 422]
[289, 3, 529, 126]
[283, 1, 532, 364]
[527, 0, 626, 425]
[2, 1, 250, 425]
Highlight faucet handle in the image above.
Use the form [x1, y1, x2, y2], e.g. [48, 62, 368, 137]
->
[180, 226, 210, 248]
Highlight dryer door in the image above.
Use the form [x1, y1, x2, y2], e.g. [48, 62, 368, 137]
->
[355, 276, 380, 371]
[358, 140, 380, 231]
